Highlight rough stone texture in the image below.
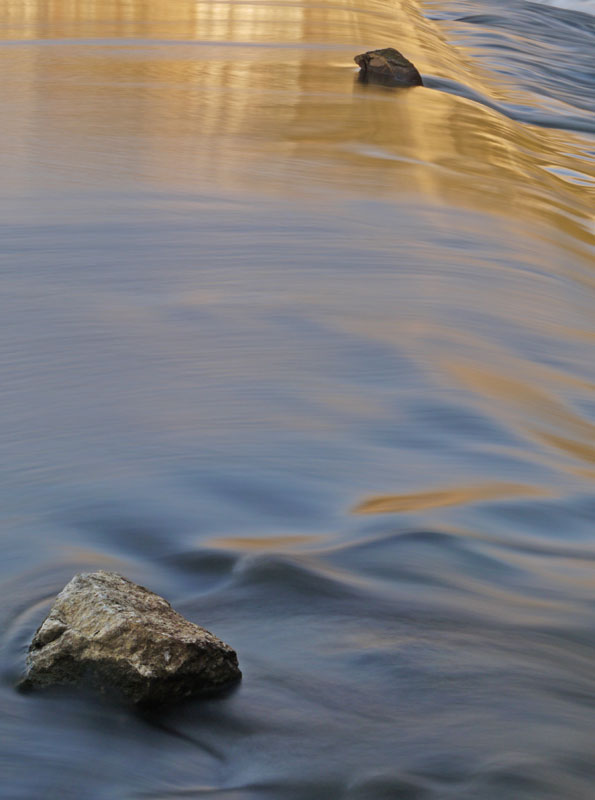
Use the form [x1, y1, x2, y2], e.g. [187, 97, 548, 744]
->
[354, 48, 423, 87]
[21, 571, 241, 705]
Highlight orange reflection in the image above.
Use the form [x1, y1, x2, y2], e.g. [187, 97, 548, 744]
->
[0, 0, 593, 242]
[207, 533, 321, 551]
[353, 482, 550, 514]
[449, 362, 595, 470]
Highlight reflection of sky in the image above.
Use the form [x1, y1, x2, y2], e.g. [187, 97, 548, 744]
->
[0, 0, 594, 497]
[0, 15, 595, 800]
[1, 0, 593, 244]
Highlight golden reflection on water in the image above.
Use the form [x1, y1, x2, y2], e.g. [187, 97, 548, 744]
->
[206, 533, 322, 550]
[1, 0, 593, 242]
[353, 481, 550, 514]
[449, 362, 595, 469]
[2, 1, 594, 490]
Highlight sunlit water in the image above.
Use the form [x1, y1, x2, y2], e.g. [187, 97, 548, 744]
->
[1, 0, 594, 797]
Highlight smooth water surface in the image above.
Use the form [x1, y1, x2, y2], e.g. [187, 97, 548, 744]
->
[1, 0, 594, 797]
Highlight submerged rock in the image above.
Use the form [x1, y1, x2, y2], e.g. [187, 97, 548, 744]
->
[20, 571, 241, 705]
[354, 48, 423, 87]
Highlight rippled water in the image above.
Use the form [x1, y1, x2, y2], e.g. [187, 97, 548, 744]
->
[1, 0, 594, 797]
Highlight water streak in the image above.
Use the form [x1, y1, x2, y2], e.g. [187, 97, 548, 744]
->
[1, 0, 594, 797]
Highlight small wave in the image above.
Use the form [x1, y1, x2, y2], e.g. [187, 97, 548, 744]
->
[542, 164, 595, 187]
[346, 771, 431, 799]
[232, 553, 366, 602]
[532, 0, 595, 14]
[445, 0, 595, 134]
[425, 76, 595, 135]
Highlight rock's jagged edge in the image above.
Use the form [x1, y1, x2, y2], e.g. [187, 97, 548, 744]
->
[19, 571, 241, 706]
[354, 47, 423, 88]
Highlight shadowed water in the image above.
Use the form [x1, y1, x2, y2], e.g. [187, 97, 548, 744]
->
[1, 0, 594, 797]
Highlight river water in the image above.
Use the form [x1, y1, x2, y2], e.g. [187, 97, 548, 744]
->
[1, 0, 594, 797]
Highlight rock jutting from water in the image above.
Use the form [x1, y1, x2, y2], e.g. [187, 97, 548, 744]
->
[20, 571, 241, 705]
[354, 47, 423, 87]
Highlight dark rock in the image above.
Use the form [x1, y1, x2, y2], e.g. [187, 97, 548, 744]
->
[354, 48, 423, 87]
[20, 571, 241, 705]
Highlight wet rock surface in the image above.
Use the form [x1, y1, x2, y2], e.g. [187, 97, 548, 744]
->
[354, 47, 423, 87]
[20, 571, 241, 705]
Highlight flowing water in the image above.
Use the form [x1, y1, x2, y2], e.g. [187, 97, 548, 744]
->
[1, 0, 594, 797]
